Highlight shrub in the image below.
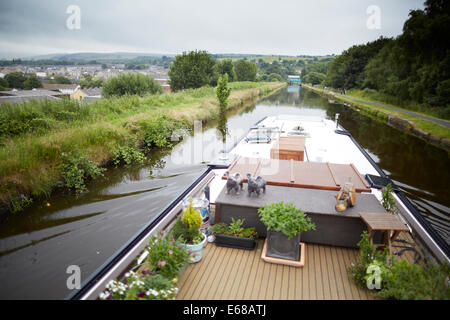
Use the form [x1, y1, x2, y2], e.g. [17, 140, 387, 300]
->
[143, 116, 189, 149]
[171, 198, 204, 244]
[60, 152, 105, 193]
[376, 260, 450, 300]
[102, 73, 162, 97]
[112, 145, 145, 166]
[347, 231, 391, 289]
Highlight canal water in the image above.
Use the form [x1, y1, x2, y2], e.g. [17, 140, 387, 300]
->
[0, 86, 448, 299]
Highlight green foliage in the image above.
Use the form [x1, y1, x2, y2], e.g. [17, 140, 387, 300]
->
[112, 145, 145, 166]
[258, 202, 315, 239]
[50, 76, 72, 84]
[322, 1, 450, 112]
[168, 50, 218, 91]
[211, 222, 229, 235]
[171, 198, 203, 244]
[11, 196, 33, 213]
[228, 217, 245, 235]
[348, 231, 450, 300]
[79, 74, 103, 88]
[23, 75, 43, 89]
[0, 98, 88, 137]
[217, 59, 236, 81]
[145, 234, 190, 279]
[143, 116, 188, 149]
[0, 77, 9, 90]
[211, 218, 258, 239]
[4, 72, 27, 89]
[234, 59, 258, 82]
[347, 231, 391, 289]
[303, 71, 326, 85]
[181, 198, 203, 229]
[216, 74, 231, 111]
[102, 73, 162, 97]
[381, 183, 398, 214]
[377, 260, 450, 300]
[60, 152, 105, 193]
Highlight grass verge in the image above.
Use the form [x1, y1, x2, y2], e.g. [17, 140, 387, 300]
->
[0, 81, 286, 212]
[302, 84, 450, 151]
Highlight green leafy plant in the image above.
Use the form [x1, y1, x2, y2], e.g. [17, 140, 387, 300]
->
[228, 217, 245, 235]
[381, 183, 398, 214]
[112, 145, 145, 166]
[60, 152, 105, 193]
[211, 218, 258, 239]
[170, 198, 204, 245]
[376, 260, 450, 300]
[11, 195, 33, 213]
[258, 202, 315, 239]
[347, 231, 391, 289]
[144, 234, 190, 279]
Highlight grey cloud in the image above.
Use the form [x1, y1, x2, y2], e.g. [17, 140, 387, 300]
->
[0, 0, 425, 58]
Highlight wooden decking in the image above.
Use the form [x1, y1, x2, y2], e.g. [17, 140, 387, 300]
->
[177, 240, 371, 300]
[177, 232, 421, 300]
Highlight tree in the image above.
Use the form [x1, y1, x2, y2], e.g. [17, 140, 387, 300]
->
[79, 74, 103, 88]
[5, 72, 26, 89]
[168, 50, 218, 91]
[23, 75, 43, 89]
[102, 73, 162, 97]
[217, 59, 236, 82]
[0, 77, 9, 90]
[234, 59, 258, 81]
[216, 74, 231, 111]
[304, 72, 326, 85]
[52, 76, 72, 84]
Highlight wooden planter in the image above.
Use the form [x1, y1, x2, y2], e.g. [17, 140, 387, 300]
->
[214, 234, 256, 250]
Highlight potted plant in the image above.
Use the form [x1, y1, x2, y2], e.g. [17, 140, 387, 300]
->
[171, 198, 207, 263]
[258, 202, 315, 261]
[212, 218, 258, 250]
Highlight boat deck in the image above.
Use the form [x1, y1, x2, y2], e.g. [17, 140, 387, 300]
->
[177, 233, 420, 300]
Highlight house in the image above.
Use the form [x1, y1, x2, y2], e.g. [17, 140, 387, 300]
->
[70, 87, 102, 101]
[43, 83, 80, 95]
[155, 78, 171, 93]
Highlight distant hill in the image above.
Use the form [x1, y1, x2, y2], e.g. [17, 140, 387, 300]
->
[23, 52, 175, 62]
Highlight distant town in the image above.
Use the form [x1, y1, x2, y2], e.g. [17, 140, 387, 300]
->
[0, 53, 174, 105]
[0, 52, 333, 106]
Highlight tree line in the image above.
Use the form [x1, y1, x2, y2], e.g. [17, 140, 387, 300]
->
[302, 0, 450, 117]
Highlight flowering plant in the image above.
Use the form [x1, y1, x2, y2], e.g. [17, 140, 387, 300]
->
[145, 233, 190, 279]
[99, 271, 178, 300]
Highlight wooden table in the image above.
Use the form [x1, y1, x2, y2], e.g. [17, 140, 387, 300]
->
[359, 212, 409, 255]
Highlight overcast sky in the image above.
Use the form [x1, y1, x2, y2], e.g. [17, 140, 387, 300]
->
[0, 0, 425, 59]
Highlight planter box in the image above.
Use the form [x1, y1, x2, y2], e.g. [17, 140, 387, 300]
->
[266, 230, 301, 261]
[214, 234, 256, 250]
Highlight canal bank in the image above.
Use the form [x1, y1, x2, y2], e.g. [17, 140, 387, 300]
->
[0, 82, 286, 216]
[301, 84, 450, 152]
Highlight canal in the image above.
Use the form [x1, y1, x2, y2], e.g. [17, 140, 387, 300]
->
[0, 86, 448, 299]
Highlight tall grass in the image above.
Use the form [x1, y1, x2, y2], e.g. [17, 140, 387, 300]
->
[0, 81, 286, 211]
